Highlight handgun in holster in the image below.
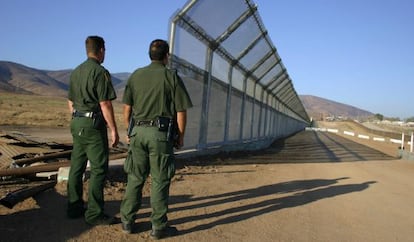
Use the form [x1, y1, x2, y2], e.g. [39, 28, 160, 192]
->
[127, 115, 135, 138]
[157, 116, 179, 148]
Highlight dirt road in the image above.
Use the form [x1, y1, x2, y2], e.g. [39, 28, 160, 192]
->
[1, 126, 414, 242]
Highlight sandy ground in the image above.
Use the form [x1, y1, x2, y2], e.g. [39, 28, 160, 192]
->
[1, 124, 414, 242]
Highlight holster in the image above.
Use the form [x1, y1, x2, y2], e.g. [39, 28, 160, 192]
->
[157, 116, 179, 147]
[92, 113, 106, 129]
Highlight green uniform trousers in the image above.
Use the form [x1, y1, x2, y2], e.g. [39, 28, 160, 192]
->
[120, 126, 175, 230]
[67, 117, 109, 223]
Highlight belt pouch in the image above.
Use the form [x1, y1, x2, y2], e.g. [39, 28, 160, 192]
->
[157, 116, 170, 132]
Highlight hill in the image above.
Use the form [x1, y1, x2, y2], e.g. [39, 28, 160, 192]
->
[300, 95, 373, 120]
[0, 61, 125, 96]
[0, 61, 68, 96]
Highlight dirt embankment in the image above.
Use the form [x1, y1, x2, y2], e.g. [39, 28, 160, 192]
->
[315, 120, 408, 157]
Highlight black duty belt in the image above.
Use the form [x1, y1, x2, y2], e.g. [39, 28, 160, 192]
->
[136, 120, 157, 126]
[72, 111, 96, 118]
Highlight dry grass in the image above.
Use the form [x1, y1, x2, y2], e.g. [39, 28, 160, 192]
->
[0, 92, 125, 129]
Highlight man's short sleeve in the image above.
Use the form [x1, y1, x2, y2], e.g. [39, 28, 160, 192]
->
[96, 70, 117, 101]
[122, 81, 133, 106]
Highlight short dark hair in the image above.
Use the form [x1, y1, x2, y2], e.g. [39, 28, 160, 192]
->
[149, 39, 169, 61]
[85, 36, 105, 55]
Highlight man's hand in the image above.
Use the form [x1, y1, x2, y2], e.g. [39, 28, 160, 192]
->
[175, 135, 184, 149]
[100, 100, 119, 147]
[175, 111, 187, 149]
[110, 129, 119, 148]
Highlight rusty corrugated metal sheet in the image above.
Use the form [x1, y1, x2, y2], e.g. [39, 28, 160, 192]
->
[0, 133, 64, 170]
[0, 144, 55, 169]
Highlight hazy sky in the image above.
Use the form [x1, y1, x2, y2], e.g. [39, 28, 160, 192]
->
[1, 0, 413, 119]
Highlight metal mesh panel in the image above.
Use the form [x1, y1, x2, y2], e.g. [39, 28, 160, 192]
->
[212, 52, 230, 83]
[207, 80, 227, 143]
[239, 38, 269, 70]
[253, 55, 278, 82]
[259, 105, 266, 137]
[179, 75, 203, 148]
[221, 16, 261, 58]
[255, 84, 263, 100]
[232, 68, 244, 91]
[174, 26, 207, 70]
[274, 113, 281, 137]
[243, 97, 253, 140]
[228, 89, 243, 141]
[269, 109, 276, 136]
[267, 107, 272, 136]
[187, 0, 247, 39]
[252, 101, 260, 138]
[246, 77, 255, 97]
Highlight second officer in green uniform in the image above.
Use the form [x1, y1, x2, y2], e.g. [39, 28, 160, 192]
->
[120, 39, 192, 239]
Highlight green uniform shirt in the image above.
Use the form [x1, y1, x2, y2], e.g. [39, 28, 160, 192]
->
[123, 62, 193, 120]
[68, 58, 117, 112]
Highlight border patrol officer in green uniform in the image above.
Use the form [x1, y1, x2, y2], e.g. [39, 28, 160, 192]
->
[67, 35, 119, 226]
[120, 39, 193, 239]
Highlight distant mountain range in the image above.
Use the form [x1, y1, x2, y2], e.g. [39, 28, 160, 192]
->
[0, 61, 127, 97]
[0, 61, 374, 119]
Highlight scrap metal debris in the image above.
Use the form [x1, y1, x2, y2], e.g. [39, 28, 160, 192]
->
[0, 180, 56, 209]
[0, 130, 128, 209]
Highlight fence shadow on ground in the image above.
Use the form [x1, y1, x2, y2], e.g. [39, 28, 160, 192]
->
[179, 130, 396, 167]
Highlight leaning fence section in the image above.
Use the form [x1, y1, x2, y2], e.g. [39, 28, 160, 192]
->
[169, 0, 310, 152]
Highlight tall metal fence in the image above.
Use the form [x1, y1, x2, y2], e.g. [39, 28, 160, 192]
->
[169, 0, 310, 152]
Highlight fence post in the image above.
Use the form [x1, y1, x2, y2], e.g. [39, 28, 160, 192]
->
[401, 133, 405, 150]
[411, 132, 413, 153]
